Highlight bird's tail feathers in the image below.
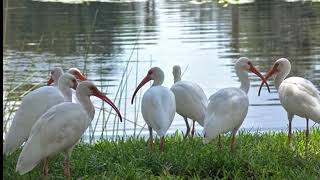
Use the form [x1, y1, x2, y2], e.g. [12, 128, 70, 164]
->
[3, 126, 26, 155]
[203, 113, 220, 143]
[16, 134, 42, 175]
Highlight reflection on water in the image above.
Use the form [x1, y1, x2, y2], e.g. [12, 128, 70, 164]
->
[3, 0, 320, 140]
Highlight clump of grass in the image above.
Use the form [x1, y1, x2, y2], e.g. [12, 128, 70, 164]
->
[5, 84, 43, 100]
[3, 129, 320, 179]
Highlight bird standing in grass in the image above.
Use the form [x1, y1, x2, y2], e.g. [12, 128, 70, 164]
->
[259, 58, 320, 148]
[170, 65, 207, 139]
[131, 67, 176, 151]
[203, 57, 268, 152]
[3, 68, 86, 155]
[16, 81, 122, 178]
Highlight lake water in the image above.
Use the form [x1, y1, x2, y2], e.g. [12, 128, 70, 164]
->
[3, 0, 320, 141]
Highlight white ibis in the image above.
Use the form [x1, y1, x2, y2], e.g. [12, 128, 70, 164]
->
[170, 65, 207, 138]
[47, 67, 87, 86]
[258, 58, 320, 146]
[203, 57, 268, 152]
[16, 81, 122, 178]
[3, 68, 86, 154]
[131, 67, 176, 151]
[48, 67, 87, 103]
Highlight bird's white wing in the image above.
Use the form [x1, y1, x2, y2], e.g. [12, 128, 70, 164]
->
[4, 87, 64, 154]
[141, 86, 175, 136]
[177, 81, 208, 107]
[142, 89, 163, 132]
[16, 103, 88, 175]
[205, 88, 249, 141]
[190, 82, 208, 108]
[284, 77, 320, 99]
[171, 81, 207, 124]
[280, 77, 320, 122]
[161, 88, 176, 129]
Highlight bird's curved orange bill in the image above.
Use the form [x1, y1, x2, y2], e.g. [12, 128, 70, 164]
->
[248, 65, 270, 95]
[258, 64, 279, 96]
[131, 75, 151, 104]
[93, 90, 123, 122]
[47, 77, 54, 85]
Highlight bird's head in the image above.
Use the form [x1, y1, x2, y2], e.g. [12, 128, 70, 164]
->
[47, 67, 64, 85]
[131, 67, 164, 104]
[172, 65, 181, 80]
[258, 58, 291, 96]
[77, 81, 122, 122]
[235, 57, 270, 95]
[58, 73, 78, 90]
[66, 68, 87, 81]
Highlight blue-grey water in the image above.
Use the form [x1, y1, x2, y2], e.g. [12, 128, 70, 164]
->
[3, 0, 320, 141]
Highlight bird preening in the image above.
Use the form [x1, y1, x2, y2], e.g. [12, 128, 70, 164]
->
[3, 57, 320, 178]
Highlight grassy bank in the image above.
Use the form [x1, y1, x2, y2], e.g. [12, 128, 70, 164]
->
[3, 129, 320, 179]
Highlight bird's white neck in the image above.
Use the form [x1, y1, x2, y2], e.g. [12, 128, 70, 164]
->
[58, 81, 72, 102]
[236, 68, 250, 94]
[274, 70, 289, 90]
[53, 70, 63, 87]
[173, 73, 181, 83]
[273, 58, 291, 90]
[152, 72, 165, 86]
[76, 91, 95, 122]
[174, 76, 181, 83]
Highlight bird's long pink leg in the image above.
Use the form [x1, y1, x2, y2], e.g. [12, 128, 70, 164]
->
[288, 113, 293, 145]
[148, 125, 154, 150]
[183, 117, 190, 139]
[63, 153, 71, 179]
[288, 121, 292, 145]
[305, 118, 309, 153]
[160, 136, 165, 152]
[287, 114, 293, 145]
[191, 120, 195, 138]
[230, 127, 239, 153]
[218, 134, 222, 150]
[230, 133, 236, 153]
[42, 157, 49, 178]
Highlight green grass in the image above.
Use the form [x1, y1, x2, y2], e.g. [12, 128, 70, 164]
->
[3, 129, 320, 179]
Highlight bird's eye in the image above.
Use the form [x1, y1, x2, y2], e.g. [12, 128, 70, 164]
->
[148, 70, 152, 75]
[247, 61, 252, 66]
[72, 79, 76, 83]
[51, 71, 54, 75]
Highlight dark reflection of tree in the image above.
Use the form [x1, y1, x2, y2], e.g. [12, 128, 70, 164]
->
[227, 0, 320, 87]
[144, 0, 157, 29]
[174, 0, 319, 88]
[3, 0, 161, 91]
[4, 0, 160, 57]
[230, 5, 239, 53]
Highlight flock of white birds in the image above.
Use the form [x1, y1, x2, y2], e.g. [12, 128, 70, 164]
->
[3, 57, 320, 178]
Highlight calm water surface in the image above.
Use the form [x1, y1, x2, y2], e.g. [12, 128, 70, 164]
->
[3, 0, 320, 140]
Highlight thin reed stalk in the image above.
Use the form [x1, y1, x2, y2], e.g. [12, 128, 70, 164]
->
[98, 30, 141, 140]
